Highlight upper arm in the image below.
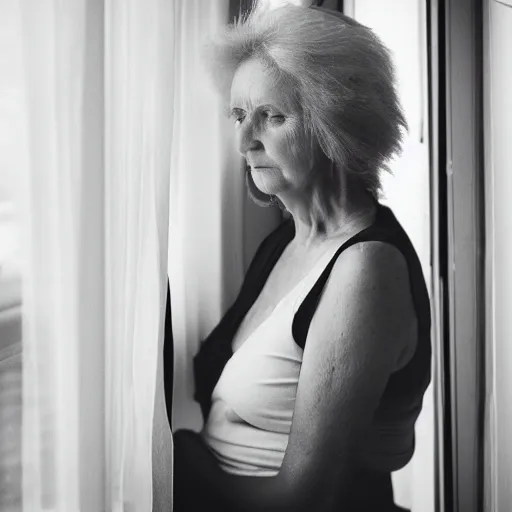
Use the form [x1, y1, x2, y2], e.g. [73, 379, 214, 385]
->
[277, 241, 415, 507]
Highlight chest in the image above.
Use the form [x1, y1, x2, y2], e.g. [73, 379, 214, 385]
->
[231, 263, 299, 352]
[231, 241, 341, 353]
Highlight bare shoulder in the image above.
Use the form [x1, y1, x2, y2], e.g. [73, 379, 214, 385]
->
[305, 239, 417, 377]
[331, 239, 410, 288]
[326, 240, 413, 322]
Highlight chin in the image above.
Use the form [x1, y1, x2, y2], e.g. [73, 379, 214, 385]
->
[245, 170, 279, 207]
[251, 170, 284, 196]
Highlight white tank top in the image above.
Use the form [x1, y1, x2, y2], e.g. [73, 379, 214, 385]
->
[200, 245, 340, 477]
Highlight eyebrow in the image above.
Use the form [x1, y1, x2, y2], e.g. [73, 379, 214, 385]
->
[225, 106, 242, 119]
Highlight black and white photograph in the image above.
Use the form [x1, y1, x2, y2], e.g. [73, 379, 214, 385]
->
[0, 0, 509, 510]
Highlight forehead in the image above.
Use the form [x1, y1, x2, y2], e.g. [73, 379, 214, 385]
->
[230, 58, 297, 111]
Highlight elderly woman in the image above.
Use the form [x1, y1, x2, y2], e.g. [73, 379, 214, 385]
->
[172, 3, 431, 511]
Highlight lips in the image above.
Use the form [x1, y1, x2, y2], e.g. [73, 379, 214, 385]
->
[247, 160, 273, 168]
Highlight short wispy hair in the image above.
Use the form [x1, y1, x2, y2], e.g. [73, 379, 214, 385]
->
[202, 1, 407, 199]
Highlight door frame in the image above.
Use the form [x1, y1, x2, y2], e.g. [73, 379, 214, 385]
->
[439, 0, 486, 511]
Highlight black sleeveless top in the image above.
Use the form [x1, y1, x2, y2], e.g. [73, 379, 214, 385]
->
[193, 202, 431, 459]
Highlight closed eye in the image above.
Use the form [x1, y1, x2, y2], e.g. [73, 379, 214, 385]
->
[261, 110, 286, 125]
[269, 114, 285, 122]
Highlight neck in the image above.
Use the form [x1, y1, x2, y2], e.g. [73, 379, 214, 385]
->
[278, 172, 376, 249]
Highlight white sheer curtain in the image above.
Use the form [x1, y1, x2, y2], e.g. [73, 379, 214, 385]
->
[16, 0, 173, 510]
[105, 0, 173, 510]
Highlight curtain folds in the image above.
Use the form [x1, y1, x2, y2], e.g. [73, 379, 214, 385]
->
[105, 0, 174, 509]
[17, 0, 174, 509]
[19, 1, 104, 509]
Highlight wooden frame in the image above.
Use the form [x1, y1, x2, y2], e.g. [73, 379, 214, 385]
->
[428, 1, 446, 510]
[442, 0, 486, 511]
[482, 0, 512, 509]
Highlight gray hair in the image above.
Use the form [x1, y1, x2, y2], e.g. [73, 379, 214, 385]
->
[202, 1, 407, 199]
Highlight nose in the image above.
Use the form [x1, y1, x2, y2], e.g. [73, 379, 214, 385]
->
[236, 119, 264, 157]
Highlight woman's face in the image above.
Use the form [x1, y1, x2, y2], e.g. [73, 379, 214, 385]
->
[230, 58, 322, 197]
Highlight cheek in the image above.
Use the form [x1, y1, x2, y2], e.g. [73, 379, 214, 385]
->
[272, 125, 309, 166]
[283, 129, 315, 170]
